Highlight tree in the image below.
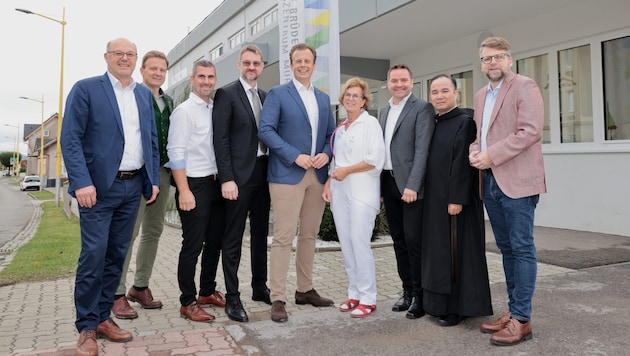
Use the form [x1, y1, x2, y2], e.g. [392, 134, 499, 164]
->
[0, 151, 18, 169]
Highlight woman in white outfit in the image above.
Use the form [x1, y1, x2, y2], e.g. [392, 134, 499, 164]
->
[322, 77, 385, 318]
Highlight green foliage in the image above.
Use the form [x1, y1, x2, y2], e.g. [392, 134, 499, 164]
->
[0, 202, 80, 286]
[318, 203, 390, 242]
[0, 151, 18, 168]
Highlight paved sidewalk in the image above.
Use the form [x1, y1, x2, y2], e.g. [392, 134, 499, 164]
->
[1, 195, 628, 355]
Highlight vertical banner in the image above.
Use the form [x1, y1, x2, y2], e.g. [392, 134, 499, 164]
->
[279, 0, 340, 105]
[279, 0, 303, 85]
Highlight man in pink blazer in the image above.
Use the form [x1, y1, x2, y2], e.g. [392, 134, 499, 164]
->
[469, 37, 546, 346]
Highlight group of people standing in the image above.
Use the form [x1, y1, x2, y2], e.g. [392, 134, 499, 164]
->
[61, 35, 544, 356]
[326, 36, 545, 349]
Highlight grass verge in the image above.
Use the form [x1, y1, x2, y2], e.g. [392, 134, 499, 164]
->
[0, 201, 79, 286]
[30, 190, 55, 200]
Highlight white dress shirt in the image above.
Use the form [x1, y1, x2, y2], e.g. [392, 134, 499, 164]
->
[383, 92, 411, 170]
[166, 92, 218, 177]
[107, 72, 143, 171]
[293, 78, 319, 156]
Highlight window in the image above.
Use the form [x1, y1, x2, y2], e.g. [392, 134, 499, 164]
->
[413, 81, 422, 99]
[229, 29, 245, 49]
[558, 45, 593, 143]
[517, 54, 551, 143]
[451, 71, 473, 110]
[250, 21, 262, 36]
[250, 7, 278, 37]
[264, 8, 278, 27]
[43, 130, 50, 137]
[210, 45, 223, 61]
[602, 35, 630, 141]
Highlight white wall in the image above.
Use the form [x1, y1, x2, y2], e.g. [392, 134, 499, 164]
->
[391, 0, 630, 236]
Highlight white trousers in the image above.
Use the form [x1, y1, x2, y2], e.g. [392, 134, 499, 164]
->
[330, 180, 378, 305]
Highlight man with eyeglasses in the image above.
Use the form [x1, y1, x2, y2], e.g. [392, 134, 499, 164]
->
[379, 64, 435, 320]
[469, 36, 546, 346]
[212, 44, 271, 323]
[61, 38, 160, 356]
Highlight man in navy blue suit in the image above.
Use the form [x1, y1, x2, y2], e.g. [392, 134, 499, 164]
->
[61, 37, 160, 356]
[258, 43, 337, 323]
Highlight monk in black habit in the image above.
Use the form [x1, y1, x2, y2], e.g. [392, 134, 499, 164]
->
[421, 75, 493, 326]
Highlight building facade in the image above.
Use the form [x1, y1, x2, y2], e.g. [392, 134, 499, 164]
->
[22, 113, 59, 180]
[166, 0, 630, 236]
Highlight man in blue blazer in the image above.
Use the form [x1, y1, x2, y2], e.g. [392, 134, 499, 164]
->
[259, 43, 336, 323]
[61, 38, 159, 356]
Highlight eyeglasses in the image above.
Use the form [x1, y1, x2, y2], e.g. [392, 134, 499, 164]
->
[343, 93, 364, 100]
[108, 51, 138, 59]
[480, 53, 510, 64]
[241, 60, 263, 67]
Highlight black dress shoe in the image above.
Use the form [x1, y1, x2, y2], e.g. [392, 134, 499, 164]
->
[437, 314, 466, 327]
[252, 288, 272, 305]
[392, 290, 412, 312]
[405, 297, 425, 319]
[225, 298, 249, 322]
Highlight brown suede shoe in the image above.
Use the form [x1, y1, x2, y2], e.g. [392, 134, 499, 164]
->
[127, 287, 163, 309]
[76, 330, 98, 356]
[197, 291, 226, 308]
[271, 300, 288, 322]
[480, 311, 511, 333]
[96, 318, 133, 343]
[180, 302, 215, 322]
[490, 318, 533, 346]
[111, 296, 138, 319]
[295, 289, 334, 307]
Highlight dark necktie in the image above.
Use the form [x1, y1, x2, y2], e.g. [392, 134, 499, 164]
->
[250, 88, 267, 154]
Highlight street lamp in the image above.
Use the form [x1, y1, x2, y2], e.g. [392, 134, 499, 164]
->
[16, 7, 66, 205]
[19, 95, 45, 191]
[4, 124, 20, 176]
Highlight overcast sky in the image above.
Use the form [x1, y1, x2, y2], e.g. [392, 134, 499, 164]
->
[0, 0, 224, 153]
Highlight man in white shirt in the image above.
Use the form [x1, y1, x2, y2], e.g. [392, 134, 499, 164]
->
[167, 60, 225, 323]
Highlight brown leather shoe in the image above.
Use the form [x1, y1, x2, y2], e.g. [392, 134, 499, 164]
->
[480, 311, 511, 333]
[271, 300, 288, 322]
[180, 302, 215, 322]
[111, 296, 138, 319]
[295, 289, 334, 307]
[197, 291, 226, 308]
[76, 330, 98, 356]
[127, 287, 163, 309]
[96, 318, 133, 342]
[490, 318, 533, 346]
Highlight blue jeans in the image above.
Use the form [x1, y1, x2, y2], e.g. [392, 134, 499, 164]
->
[483, 174, 538, 321]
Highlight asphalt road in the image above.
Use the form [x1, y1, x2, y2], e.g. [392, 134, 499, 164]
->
[0, 177, 34, 250]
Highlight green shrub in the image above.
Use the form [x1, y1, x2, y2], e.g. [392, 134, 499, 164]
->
[318, 203, 389, 242]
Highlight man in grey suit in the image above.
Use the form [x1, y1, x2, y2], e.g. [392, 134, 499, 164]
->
[379, 64, 434, 320]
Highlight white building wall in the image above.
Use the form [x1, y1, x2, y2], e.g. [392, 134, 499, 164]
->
[392, 0, 630, 236]
[167, 0, 630, 236]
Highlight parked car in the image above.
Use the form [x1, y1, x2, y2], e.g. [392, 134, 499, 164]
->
[20, 176, 41, 191]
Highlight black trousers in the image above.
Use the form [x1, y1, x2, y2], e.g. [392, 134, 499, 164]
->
[222, 157, 270, 298]
[381, 172, 424, 296]
[176, 176, 225, 306]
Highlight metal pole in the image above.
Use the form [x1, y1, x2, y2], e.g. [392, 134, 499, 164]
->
[16, 7, 66, 205]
